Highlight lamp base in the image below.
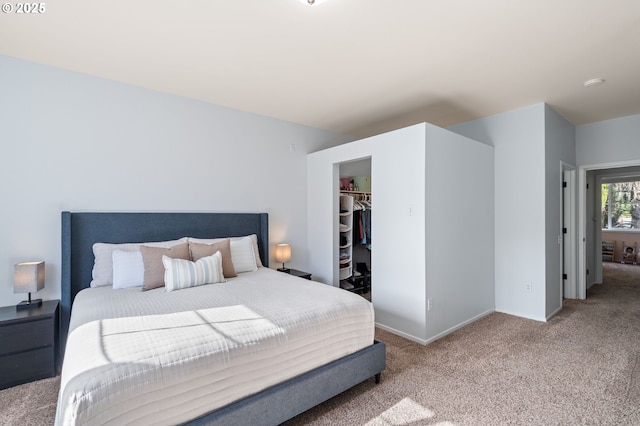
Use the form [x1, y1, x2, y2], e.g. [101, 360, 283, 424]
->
[16, 299, 43, 311]
[277, 267, 291, 273]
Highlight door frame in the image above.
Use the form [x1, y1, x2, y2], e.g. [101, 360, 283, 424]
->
[562, 164, 577, 299]
[578, 159, 640, 299]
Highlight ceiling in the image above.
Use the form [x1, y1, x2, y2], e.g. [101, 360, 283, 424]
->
[2, 0, 639, 138]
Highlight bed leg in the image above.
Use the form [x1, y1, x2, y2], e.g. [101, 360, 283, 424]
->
[374, 373, 381, 384]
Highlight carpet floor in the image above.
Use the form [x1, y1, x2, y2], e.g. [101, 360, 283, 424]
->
[2, 262, 638, 425]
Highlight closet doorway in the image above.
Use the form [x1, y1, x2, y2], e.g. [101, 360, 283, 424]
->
[339, 157, 372, 300]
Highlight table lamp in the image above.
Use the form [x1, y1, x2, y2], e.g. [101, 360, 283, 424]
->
[274, 244, 291, 272]
[14, 261, 44, 310]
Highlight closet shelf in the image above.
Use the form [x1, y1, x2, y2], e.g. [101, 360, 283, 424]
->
[340, 190, 371, 195]
[339, 266, 352, 281]
[338, 194, 354, 281]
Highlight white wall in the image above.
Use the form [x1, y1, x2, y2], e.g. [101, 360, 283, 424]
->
[450, 104, 548, 321]
[0, 55, 350, 306]
[308, 124, 427, 341]
[308, 122, 494, 344]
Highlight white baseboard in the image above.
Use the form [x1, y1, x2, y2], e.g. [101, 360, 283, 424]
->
[495, 308, 546, 322]
[374, 323, 428, 345]
[546, 305, 563, 321]
[422, 309, 495, 345]
[375, 309, 495, 346]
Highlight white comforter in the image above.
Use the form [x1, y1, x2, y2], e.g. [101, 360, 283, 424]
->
[56, 268, 374, 425]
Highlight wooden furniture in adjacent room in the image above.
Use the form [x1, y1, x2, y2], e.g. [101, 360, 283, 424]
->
[0, 299, 59, 389]
[602, 240, 615, 262]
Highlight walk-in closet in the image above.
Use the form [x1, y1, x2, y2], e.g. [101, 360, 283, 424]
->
[339, 158, 372, 299]
[308, 122, 494, 345]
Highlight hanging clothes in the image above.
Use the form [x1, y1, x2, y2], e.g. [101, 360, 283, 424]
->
[349, 194, 371, 248]
[365, 208, 371, 250]
[360, 209, 367, 245]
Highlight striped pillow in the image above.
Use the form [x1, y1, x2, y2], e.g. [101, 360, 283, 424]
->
[162, 251, 224, 292]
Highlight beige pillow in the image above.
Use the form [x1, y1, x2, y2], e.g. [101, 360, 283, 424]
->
[188, 234, 263, 267]
[140, 243, 190, 291]
[189, 240, 237, 278]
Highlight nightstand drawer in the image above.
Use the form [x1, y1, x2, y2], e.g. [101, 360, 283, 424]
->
[0, 346, 54, 389]
[0, 318, 53, 356]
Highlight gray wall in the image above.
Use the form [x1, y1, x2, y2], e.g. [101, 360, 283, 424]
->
[576, 115, 640, 166]
[449, 103, 576, 321]
[0, 55, 350, 306]
[423, 124, 495, 341]
[450, 104, 548, 321]
[544, 105, 577, 317]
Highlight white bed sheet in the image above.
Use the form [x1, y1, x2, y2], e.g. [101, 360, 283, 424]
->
[56, 268, 374, 425]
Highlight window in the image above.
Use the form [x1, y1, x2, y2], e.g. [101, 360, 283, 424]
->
[601, 181, 640, 230]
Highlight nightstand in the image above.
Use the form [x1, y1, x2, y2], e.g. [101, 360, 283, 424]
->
[0, 299, 59, 389]
[278, 268, 312, 280]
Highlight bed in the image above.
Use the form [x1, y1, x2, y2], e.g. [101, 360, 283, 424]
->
[58, 211, 385, 425]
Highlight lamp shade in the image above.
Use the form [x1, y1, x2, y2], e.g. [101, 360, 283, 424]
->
[274, 244, 292, 264]
[14, 261, 45, 294]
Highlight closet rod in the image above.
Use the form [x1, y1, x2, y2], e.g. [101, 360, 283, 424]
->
[340, 190, 371, 195]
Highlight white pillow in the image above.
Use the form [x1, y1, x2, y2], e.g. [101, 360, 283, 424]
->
[91, 237, 188, 287]
[162, 252, 224, 292]
[188, 234, 263, 267]
[112, 250, 144, 289]
[229, 236, 258, 273]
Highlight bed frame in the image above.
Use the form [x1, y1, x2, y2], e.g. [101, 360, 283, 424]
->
[60, 211, 385, 425]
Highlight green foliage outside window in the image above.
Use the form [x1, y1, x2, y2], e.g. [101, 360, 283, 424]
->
[602, 181, 640, 229]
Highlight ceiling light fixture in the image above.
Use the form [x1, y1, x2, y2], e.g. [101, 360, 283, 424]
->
[302, 0, 325, 5]
[584, 78, 605, 87]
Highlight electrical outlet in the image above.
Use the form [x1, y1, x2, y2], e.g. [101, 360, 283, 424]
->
[427, 298, 432, 311]
[525, 282, 532, 292]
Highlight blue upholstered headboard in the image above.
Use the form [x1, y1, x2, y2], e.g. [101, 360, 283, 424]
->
[60, 211, 269, 355]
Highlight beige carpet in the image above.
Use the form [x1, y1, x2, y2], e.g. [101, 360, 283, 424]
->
[2, 263, 639, 425]
[0, 374, 59, 426]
